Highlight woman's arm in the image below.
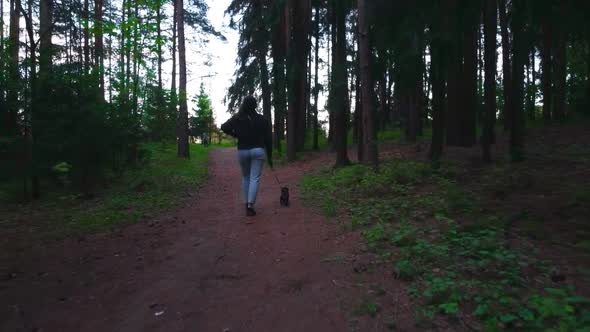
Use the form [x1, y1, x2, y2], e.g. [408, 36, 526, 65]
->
[221, 116, 237, 137]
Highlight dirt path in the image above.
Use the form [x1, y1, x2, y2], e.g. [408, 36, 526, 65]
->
[1, 149, 384, 332]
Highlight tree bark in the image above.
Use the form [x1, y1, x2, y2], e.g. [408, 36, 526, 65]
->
[510, 0, 526, 162]
[541, 13, 553, 122]
[6, 0, 20, 136]
[499, 0, 512, 130]
[119, 0, 126, 107]
[176, 0, 189, 158]
[17, 0, 39, 199]
[587, 28, 590, 111]
[297, 0, 311, 151]
[461, 1, 479, 147]
[83, 0, 90, 73]
[332, 0, 349, 167]
[355, 24, 364, 161]
[95, 0, 104, 98]
[0, 0, 4, 125]
[429, 2, 448, 167]
[132, 1, 139, 116]
[312, 6, 320, 150]
[358, 0, 378, 167]
[482, 0, 497, 162]
[445, 0, 461, 146]
[156, 0, 163, 97]
[259, 49, 272, 125]
[553, 4, 567, 123]
[170, 0, 177, 111]
[271, 0, 287, 155]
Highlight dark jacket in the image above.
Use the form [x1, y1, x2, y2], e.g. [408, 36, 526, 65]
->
[221, 113, 273, 164]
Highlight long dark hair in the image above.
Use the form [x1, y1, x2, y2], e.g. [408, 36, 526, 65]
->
[238, 95, 257, 118]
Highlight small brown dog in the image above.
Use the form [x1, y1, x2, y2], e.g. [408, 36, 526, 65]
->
[280, 187, 290, 207]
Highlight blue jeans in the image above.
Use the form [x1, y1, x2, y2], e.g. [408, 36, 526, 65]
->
[238, 148, 265, 205]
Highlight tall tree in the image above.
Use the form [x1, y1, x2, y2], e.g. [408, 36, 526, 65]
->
[286, 0, 311, 160]
[176, 0, 189, 158]
[540, 6, 553, 122]
[429, 0, 449, 167]
[256, 0, 272, 125]
[83, 0, 90, 72]
[358, 0, 378, 167]
[331, 0, 349, 167]
[170, 0, 177, 112]
[509, 0, 526, 162]
[499, 0, 512, 130]
[312, 5, 321, 150]
[460, 0, 479, 147]
[6, 0, 20, 136]
[482, 0, 497, 162]
[445, 0, 461, 146]
[271, 0, 287, 155]
[553, 1, 567, 122]
[95, 0, 104, 98]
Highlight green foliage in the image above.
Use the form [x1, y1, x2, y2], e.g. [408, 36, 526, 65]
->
[1, 143, 209, 238]
[190, 83, 215, 145]
[354, 300, 381, 318]
[302, 159, 590, 330]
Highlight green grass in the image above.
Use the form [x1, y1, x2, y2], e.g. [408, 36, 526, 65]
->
[67, 143, 209, 233]
[1, 143, 210, 239]
[301, 160, 590, 330]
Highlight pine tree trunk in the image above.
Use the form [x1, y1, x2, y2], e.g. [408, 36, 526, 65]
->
[510, 0, 526, 162]
[332, 0, 349, 167]
[553, 6, 567, 123]
[587, 30, 590, 111]
[6, 0, 19, 136]
[171, 0, 177, 111]
[482, 0, 497, 163]
[0, 0, 4, 125]
[286, 0, 296, 160]
[156, 3, 162, 93]
[297, 0, 311, 152]
[461, 2, 478, 147]
[83, 0, 90, 73]
[125, 0, 131, 106]
[259, 49, 272, 125]
[312, 6, 320, 150]
[541, 15, 553, 123]
[355, 26, 364, 160]
[95, 0, 104, 98]
[176, 0, 189, 158]
[271, 0, 286, 155]
[499, 0, 512, 130]
[132, 2, 139, 116]
[327, 6, 334, 147]
[119, 0, 126, 107]
[429, 1, 449, 167]
[445, 0, 461, 146]
[358, 0, 378, 167]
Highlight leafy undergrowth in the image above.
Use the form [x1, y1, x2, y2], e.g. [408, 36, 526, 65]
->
[1, 143, 210, 242]
[301, 160, 590, 330]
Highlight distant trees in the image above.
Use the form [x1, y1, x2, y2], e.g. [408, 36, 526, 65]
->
[190, 84, 215, 146]
[226, 0, 589, 168]
[0, 0, 221, 200]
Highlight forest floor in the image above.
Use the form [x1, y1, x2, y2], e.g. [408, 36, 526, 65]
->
[302, 122, 590, 330]
[1, 147, 402, 332]
[1, 123, 589, 331]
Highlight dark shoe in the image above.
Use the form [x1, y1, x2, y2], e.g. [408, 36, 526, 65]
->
[246, 203, 256, 217]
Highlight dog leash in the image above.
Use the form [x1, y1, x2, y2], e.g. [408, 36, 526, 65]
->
[272, 170, 281, 185]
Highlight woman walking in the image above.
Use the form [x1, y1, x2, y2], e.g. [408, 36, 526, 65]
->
[221, 96, 273, 216]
